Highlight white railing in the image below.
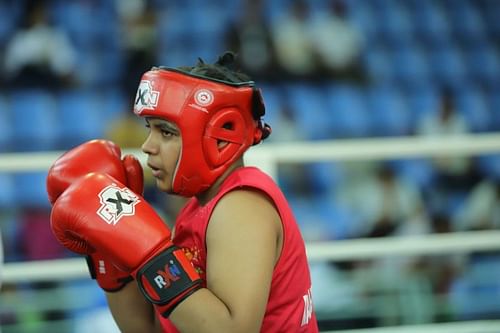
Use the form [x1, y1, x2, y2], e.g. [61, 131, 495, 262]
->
[3, 230, 500, 283]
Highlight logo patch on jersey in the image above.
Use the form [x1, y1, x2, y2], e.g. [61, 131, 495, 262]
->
[134, 80, 160, 114]
[96, 184, 140, 225]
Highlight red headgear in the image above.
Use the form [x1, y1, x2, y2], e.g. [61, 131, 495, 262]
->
[133, 67, 269, 197]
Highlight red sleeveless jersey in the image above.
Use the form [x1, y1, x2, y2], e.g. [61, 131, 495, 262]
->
[158, 167, 318, 332]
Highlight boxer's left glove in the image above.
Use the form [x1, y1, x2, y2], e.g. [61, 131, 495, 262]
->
[46, 139, 144, 291]
[51, 173, 202, 317]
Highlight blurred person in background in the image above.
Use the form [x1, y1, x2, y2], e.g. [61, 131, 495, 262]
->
[455, 176, 500, 231]
[337, 163, 426, 238]
[115, 0, 158, 100]
[225, 0, 280, 82]
[416, 88, 482, 217]
[2, 0, 77, 91]
[270, 0, 321, 80]
[309, 0, 366, 83]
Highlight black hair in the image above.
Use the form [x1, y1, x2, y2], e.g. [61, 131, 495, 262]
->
[177, 51, 252, 84]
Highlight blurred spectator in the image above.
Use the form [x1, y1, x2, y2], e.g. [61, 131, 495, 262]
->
[225, 0, 279, 81]
[338, 164, 426, 238]
[416, 89, 470, 176]
[269, 0, 320, 80]
[421, 213, 466, 322]
[2, 1, 77, 91]
[455, 177, 500, 231]
[115, 0, 158, 99]
[309, 0, 366, 83]
[416, 89, 482, 216]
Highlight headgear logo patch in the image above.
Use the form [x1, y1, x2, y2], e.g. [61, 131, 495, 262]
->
[194, 89, 214, 107]
[97, 184, 140, 225]
[134, 80, 160, 114]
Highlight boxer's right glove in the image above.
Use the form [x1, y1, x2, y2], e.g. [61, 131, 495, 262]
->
[50, 173, 202, 317]
[46, 139, 144, 292]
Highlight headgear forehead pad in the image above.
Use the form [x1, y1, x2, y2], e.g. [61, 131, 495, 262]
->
[133, 67, 269, 197]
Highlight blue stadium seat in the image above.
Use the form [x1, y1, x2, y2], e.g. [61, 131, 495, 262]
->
[75, 48, 124, 87]
[325, 85, 370, 138]
[306, 162, 344, 197]
[454, 86, 491, 132]
[156, 8, 196, 49]
[427, 43, 467, 89]
[362, 47, 394, 85]
[367, 85, 411, 136]
[158, 46, 199, 68]
[445, 0, 486, 46]
[410, 0, 451, 46]
[487, 88, 500, 131]
[55, 90, 106, 149]
[258, 84, 283, 138]
[347, 1, 377, 42]
[481, 0, 500, 40]
[375, 2, 413, 48]
[404, 85, 440, 126]
[477, 154, 500, 181]
[316, 197, 357, 240]
[0, 96, 12, 151]
[262, 0, 289, 22]
[9, 90, 57, 151]
[0, 2, 21, 47]
[282, 83, 332, 140]
[288, 196, 354, 241]
[389, 159, 436, 192]
[391, 46, 431, 89]
[464, 45, 500, 87]
[13, 172, 50, 208]
[51, 0, 119, 50]
[99, 89, 128, 124]
[450, 254, 500, 320]
[0, 174, 14, 208]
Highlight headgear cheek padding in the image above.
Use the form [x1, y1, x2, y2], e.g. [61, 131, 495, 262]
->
[133, 68, 264, 197]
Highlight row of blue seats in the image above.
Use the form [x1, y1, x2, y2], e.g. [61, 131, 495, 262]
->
[1, 0, 497, 51]
[362, 43, 500, 89]
[2, 0, 498, 92]
[0, 82, 499, 153]
[0, 89, 127, 152]
[263, 83, 500, 139]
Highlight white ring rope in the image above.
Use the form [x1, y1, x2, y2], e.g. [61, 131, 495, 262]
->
[0, 133, 499, 173]
[3, 230, 500, 283]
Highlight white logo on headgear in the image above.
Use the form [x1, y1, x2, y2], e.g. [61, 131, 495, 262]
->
[96, 184, 140, 225]
[194, 89, 214, 107]
[134, 80, 160, 114]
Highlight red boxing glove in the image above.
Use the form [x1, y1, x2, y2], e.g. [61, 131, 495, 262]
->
[47, 139, 144, 202]
[50, 173, 201, 317]
[46, 139, 144, 291]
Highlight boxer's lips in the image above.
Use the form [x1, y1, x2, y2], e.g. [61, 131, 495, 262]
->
[147, 163, 164, 178]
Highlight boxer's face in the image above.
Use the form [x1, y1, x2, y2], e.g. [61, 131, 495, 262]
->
[142, 117, 181, 193]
